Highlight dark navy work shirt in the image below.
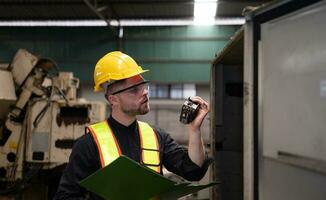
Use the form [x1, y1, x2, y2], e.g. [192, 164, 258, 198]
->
[54, 116, 212, 200]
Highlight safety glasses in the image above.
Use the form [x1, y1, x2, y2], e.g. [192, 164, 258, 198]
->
[111, 81, 149, 95]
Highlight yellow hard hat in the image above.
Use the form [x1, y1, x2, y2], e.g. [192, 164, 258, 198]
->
[93, 51, 149, 92]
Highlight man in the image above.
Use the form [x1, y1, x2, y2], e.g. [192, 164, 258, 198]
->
[54, 51, 211, 199]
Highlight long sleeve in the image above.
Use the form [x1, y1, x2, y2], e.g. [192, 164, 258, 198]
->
[54, 118, 213, 199]
[157, 128, 213, 181]
[54, 134, 103, 200]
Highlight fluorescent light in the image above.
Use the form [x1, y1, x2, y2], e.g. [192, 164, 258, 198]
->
[0, 20, 107, 27]
[194, 0, 217, 18]
[194, 18, 215, 26]
[111, 18, 244, 26]
[194, 0, 218, 25]
[0, 18, 244, 27]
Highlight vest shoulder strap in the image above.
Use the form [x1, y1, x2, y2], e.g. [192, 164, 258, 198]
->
[88, 121, 121, 167]
[138, 121, 161, 173]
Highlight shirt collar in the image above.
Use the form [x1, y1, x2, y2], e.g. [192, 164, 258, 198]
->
[108, 115, 138, 130]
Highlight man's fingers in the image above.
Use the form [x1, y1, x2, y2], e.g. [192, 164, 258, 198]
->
[201, 101, 209, 111]
[189, 96, 209, 111]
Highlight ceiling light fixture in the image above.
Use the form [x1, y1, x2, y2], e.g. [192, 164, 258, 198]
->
[0, 20, 107, 27]
[0, 18, 244, 27]
[194, 0, 218, 25]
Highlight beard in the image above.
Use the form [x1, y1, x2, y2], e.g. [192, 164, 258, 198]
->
[121, 101, 150, 116]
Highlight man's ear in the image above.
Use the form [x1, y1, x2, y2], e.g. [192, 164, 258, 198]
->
[107, 94, 118, 106]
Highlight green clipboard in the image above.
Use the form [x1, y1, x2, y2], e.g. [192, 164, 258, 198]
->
[79, 155, 219, 200]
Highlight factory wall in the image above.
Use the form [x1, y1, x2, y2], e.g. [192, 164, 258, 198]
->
[0, 24, 239, 147]
[0, 25, 239, 199]
[0, 25, 239, 84]
[0, 25, 239, 135]
[0, 24, 239, 142]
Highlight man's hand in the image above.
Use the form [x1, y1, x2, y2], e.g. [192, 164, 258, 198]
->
[188, 96, 210, 133]
[187, 96, 209, 167]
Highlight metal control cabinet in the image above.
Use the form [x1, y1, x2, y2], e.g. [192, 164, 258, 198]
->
[211, 0, 326, 200]
[211, 29, 244, 200]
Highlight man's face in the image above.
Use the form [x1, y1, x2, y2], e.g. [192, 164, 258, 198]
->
[110, 75, 150, 116]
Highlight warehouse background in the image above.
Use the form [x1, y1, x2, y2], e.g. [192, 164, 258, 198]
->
[0, 14, 241, 146]
[0, 25, 238, 140]
[1, 1, 325, 200]
[0, 24, 240, 200]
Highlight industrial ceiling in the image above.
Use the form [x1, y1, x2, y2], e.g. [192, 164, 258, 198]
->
[0, 0, 271, 21]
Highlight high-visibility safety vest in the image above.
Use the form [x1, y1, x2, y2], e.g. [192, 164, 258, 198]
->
[87, 121, 161, 173]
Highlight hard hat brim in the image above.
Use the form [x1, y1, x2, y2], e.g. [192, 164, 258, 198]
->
[94, 68, 149, 92]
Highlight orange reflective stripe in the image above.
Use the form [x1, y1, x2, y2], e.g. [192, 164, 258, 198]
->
[88, 127, 105, 167]
[138, 121, 161, 173]
[88, 121, 121, 168]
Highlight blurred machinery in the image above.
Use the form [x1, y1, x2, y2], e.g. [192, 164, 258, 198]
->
[0, 49, 106, 199]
